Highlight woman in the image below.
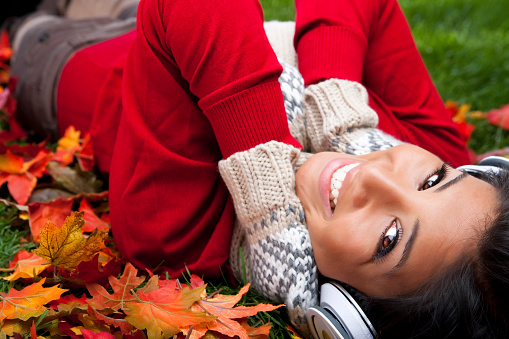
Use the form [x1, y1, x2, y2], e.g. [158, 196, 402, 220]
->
[7, 0, 506, 336]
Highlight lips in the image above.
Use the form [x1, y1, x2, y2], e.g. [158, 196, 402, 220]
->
[319, 158, 362, 217]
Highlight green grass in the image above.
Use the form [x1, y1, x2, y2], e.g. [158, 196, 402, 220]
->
[0, 204, 36, 292]
[259, 0, 509, 154]
[260, 0, 294, 21]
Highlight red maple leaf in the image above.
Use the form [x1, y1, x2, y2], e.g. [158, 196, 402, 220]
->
[0, 149, 50, 205]
[487, 104, 509, 130]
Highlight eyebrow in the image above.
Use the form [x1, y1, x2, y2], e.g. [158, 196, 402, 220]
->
[434, 171, 469, 193]
[385, 219, 420, 276]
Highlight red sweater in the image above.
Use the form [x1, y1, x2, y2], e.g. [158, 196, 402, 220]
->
[56, 0, 469, 278]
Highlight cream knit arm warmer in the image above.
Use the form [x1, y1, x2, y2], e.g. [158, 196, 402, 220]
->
[304, 79, 403, 155]
[218, 141, 318, 335]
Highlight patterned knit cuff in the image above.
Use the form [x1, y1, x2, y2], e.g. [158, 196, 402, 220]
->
[219, 141, 318, 335]
[304, 78, 379, 153]
[218, 141, 301, 233]
[331, 127, 404, 155]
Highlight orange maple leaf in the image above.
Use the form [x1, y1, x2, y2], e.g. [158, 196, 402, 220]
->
[0, 69, 9, 89]
[182, 284, 283, 339]
[52, 126, 80, 166]
[445, 100, 476, 143]
[286, 325, 306, 339]
[125, 278, 216, 339]
[87, 262, 145, 310]
[2, 250, 50, 281]
[32, 211, 109, 270]
[239, 318, 272, 338]
[58, 126, 81, 151]
[0, 150, 50, 205]
[52, 126, 95, 171]
[0, 278, 67, 322]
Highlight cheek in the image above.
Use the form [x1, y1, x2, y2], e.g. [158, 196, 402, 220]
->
[310, 223, 371, 280]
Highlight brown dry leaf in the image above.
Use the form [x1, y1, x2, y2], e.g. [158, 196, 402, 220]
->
[33, 211, 108, 270]
[46, 161, 103, 194]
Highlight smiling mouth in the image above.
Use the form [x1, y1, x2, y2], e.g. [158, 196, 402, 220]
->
[330, 163, 360, 211]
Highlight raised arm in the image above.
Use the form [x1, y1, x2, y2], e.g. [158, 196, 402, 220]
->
[294, 0, 470, 167]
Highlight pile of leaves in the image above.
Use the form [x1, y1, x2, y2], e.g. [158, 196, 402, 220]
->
[1, 212, 282, 338]
[0, 31, 300, 339]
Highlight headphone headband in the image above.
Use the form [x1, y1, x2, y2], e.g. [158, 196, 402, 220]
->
[457, 156, 509, 175]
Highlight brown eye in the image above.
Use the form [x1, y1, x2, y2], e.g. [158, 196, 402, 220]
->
[420, 164, 448, 191]
[422, 174, 439, 190]
[382, 221, 398, 248]
[373, 219, 402, 262]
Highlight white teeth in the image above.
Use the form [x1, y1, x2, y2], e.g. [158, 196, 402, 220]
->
[329, 163, 359, 208]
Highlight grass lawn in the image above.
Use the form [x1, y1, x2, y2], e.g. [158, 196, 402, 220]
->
[260, 0, 509, 154]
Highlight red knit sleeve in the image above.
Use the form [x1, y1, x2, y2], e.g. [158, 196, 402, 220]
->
[294, 0, 377, 86]
[154, 0, 301, 156]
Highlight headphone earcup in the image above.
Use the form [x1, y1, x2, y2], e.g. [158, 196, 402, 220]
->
[307, 282, 376, 339]
[307, 306, 351, 339]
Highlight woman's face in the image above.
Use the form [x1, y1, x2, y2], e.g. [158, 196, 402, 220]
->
[296, 144, 498, 297]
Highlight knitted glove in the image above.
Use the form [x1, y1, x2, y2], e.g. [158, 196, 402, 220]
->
[304, 78, 402, 155]
[219, 141, 318, 335]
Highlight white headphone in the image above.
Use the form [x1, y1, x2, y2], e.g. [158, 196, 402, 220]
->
[307, 281, 376, 339]
[307, 156, 509, 339]
[457, 155, 509, 175]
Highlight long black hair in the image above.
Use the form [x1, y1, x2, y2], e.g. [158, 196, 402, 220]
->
[357, 169, 509, 338]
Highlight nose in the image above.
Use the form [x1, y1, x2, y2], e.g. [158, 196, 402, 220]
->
[351, 147, 410, 209]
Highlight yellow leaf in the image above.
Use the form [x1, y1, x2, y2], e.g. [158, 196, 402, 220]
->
[0, 318, 33, 336]
[286, 325, 306, 339]
[33, 211, 108, 270]
[452, 103, 472, 124]
[57, 126, 81, 152]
